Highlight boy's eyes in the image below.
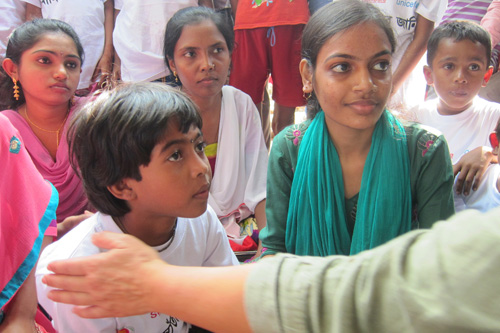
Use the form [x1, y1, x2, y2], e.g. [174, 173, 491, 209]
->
[167, 150, 182, 162]
[195, 141, 207, 153]
[443, 63, 454, 70]
[468, 63, 481, 71]
[166, 141, 206, 161]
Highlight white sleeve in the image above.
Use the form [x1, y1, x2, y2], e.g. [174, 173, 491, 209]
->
[417, 0, 447, 23]
[20, 0, 41, 7]
[202, 206, 239, 266]
[36, 241, 117, 332]
[114, 0, 123, 10]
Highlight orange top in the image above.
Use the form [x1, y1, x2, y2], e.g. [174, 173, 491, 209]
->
[234, 0, 310, 30]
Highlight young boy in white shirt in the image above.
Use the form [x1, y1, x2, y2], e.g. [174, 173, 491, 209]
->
[35, 82, 238, 333]
[410, 21, 500, 209]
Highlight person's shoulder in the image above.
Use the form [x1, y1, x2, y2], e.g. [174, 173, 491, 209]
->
[223, 85, 251, 99]
[404, 120, 443, 138]
[273, 118, 313, 149]
[473, 96, 500, 114]
[42, 213, 102, 260]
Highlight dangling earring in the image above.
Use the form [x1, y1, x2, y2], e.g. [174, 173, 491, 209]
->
[302, 88, 312, 101]
[173, 71, 179, 83]
[12, 78, 20, 101]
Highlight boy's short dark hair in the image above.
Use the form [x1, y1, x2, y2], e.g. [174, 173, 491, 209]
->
[427, 21, 492, 67]
[68, 82, 202, 217]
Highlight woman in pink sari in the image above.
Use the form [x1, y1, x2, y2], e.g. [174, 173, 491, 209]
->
[0, 114, 57, 332]
[1, 19, 91, 236]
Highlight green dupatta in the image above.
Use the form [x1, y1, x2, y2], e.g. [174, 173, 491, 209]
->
[285, 110, 411, 256]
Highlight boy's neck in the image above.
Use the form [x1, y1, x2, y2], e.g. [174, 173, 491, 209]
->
[436, 99, 473, 116]
[113, 213, 177, 247]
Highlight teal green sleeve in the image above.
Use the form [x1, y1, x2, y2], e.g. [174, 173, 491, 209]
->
[407, 124, 455, 228]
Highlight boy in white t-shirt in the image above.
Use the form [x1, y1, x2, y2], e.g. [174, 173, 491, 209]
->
[411, 21, 500, 210]
[35, 82, 238, 333]
[455, 120, 500, 212]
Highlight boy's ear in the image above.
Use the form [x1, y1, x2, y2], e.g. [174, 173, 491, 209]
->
[299, 59, 313, 94]
[423, 65, 434, 85]
[107, 179, 137, 201]
[2, 58, 18, 80]
[483, 66, 494, 86]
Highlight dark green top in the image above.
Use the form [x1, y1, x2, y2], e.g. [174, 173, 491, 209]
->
[260, 119, 455, 256]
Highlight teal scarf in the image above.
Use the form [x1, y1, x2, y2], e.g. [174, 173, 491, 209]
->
[285, 110, 411, 256]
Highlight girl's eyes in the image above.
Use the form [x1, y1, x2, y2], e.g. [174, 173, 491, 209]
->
[373, 60, 390, 71]
[213, 47, 225, 54]
[37, 57, 51, 65]
[331, 63, 350, 73]
[66, 61, 79, 69]
[184, 51, 196, 58]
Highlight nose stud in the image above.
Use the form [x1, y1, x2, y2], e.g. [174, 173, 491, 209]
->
[209, 63, 215, 70]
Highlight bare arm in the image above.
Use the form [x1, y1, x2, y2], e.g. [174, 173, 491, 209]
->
[481, 0, 500, 47]
[91, 0, 115, 87]
[43, 232, 253, 333]
[25, 4, 42, 21]
[0, 236, 53, 333]
[111, 8, 121, 84]
[198, 0, 214, 8]
[230, 0, 238, 17]
[391, 14, 435, 96]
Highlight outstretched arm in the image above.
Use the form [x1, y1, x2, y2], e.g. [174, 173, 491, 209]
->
[43, 209, 500, 333]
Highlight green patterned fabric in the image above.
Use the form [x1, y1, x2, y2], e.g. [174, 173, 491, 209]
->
[285, 110, 412, 256]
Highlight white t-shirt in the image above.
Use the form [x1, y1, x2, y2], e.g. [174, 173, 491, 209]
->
[410, 97, 500, 164]
[21, 0, 108, 89]
[36, 207, 238, 333]
[113, 0, 199, 82]
[0, 0, 25, 58]
[454, 164, 500, 213]
[366, 0, 447, 110]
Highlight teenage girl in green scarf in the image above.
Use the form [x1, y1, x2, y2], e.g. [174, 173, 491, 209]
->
[259, 0, 456, 257]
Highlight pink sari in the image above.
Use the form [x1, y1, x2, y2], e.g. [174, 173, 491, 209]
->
[0, 114, 57, 310]
[2, 99, 88, 222]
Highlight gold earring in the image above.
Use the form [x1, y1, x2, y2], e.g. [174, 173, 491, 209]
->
[302, 88, 312, 100]
[173, 71, 179, 83]
[13, 78, 19, 101]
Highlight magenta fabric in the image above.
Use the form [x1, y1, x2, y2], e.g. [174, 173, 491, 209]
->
[2, 99, 88, 222]
[0, 114, 57, 309]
